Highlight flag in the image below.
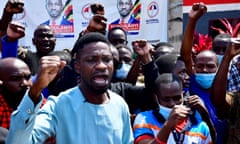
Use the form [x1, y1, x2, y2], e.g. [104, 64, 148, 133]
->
[63, 0, 73, 23]
[131, 0, 141, 21]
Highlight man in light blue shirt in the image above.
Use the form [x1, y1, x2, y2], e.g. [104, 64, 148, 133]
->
[6, 32, 134, 144]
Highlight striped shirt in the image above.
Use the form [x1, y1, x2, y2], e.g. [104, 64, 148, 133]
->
[133, 110, 212, 144]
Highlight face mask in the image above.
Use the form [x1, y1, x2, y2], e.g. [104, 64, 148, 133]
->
[116, 63, 131, 80]
[159, 104, 172, 120]
[195, 73, 216, 89]
[217, 54, 223, 64]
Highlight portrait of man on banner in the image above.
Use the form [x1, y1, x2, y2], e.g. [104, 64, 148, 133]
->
[109, 0, 141, 34]
[42, 0, 74, 37]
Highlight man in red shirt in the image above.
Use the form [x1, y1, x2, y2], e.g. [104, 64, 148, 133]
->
[0, 58, 32, 129]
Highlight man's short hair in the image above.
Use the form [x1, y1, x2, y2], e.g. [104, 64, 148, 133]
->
[212, 33, 232, 49]
[72, 32, 110, 59]
[107, 27, 127, 40]
[34, 25, 53, 38]
[152, 42, 174, 50]
[154, 73, 182, 93]
[115, 44, 131, 52]
[155, 54, 179, 74]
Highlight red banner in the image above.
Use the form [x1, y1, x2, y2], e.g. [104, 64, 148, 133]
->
[184, 0, 240, 6]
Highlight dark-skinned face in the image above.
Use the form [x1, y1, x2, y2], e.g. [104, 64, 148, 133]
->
[157, 81, 183, 108]
[117, 0, 132, 17]
[33, 26, 56, 56]
[108, 29, 127, 46]
[195, 51, 218, 73]
[173, 60, 190, 88]
[118, 47, 133, 65]
[212, 40, 228, 55]
[74, 42, 113, 94]
[46, 0, 63, 18]
[0, 59, 32, 109]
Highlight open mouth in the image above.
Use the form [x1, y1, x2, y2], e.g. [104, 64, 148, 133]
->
[41, 41, 52, 47]
[39, 43, 53, 51]
[93, 75, 109, 86]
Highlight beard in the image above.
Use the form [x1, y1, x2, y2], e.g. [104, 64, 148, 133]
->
[81, 79, 110, 95]
[90, 87, 107, 95]
[119, 10, 131, 18]
[1, 86, 27, 109]
[87, 82, 109, 95]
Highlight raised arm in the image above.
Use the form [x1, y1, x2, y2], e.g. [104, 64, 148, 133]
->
[180, 3, 207, 75]
[1, 21, 25, 58]
[211, 39, 240, 118]
[0, 0, 24, 51]
[132, 40, 153, 65]
[132, 40, 158, 89]
[29, 56, 66, 104]
[125, 56, 141, 85]
[78, 3, 107, 37]
[6, 56, 66, 144]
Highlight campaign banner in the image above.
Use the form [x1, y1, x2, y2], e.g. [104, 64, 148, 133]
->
[183, 0, 240, 13]
[0, 0, 168, 51]
[184, 0, 240, 5]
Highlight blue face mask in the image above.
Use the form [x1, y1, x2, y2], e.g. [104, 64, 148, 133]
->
[217, 55, 223, 64]
[195, 73, 216, 89]
[116, 63, 131, 80]
[159, 104, 172, 120]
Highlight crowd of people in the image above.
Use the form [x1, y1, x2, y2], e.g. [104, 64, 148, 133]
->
[0, 0, 240, 144]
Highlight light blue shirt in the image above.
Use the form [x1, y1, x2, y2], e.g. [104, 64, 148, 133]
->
[6, 86, 134, 144]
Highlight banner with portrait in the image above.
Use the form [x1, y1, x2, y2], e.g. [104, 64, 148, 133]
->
[0, 0, 168, 51]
